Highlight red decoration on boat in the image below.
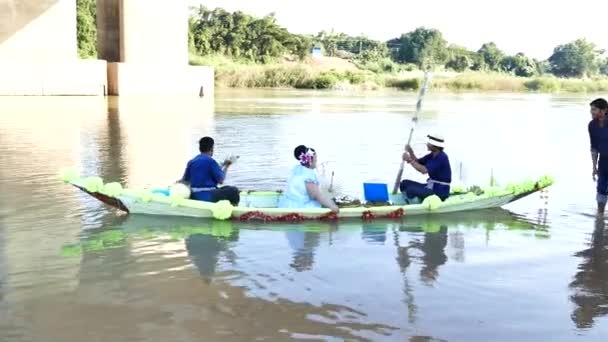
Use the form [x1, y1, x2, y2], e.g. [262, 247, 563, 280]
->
[236, 208, 404, 222]
[319, 212, 338, 221]
[363, 208, 404, 220]
[275, 213, 306, 222]
[362, 211, 376, 220]
[237, 211, 272, 221]
[237, 211, 306, 222]
[385, 208, 405, 219]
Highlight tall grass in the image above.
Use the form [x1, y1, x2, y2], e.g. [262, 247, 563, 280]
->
[190, 54, 608, 93]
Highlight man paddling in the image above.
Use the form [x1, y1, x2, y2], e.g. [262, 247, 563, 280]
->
[589, 98, 608, 215]
[400, 133, 452, 203]
[181, 136, 240, 205]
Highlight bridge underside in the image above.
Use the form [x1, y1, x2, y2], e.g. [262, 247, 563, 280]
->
[0, 0, 213, 96]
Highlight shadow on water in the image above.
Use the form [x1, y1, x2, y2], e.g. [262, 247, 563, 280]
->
[570, 217, 608, 329]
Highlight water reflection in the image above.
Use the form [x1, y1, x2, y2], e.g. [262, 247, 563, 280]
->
[55, 209, 551, 339]
[186, 229, 239, 282]
[570, 218, 608, 329]
[286, 230, 321, 272]
[102, 98, 128, 183]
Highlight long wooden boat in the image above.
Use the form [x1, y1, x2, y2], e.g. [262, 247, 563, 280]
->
[59, 168, 553, 221]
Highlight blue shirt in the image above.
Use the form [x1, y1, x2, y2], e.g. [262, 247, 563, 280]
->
[589, 118, 608, 171]
[418, 151, 452, 199]
[182, 154, 224, 201]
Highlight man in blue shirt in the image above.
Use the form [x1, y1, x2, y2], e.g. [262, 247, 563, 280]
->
[589, 98, 608, 215]
[181, 136, 240, 205]
[399, 133, 452, 203]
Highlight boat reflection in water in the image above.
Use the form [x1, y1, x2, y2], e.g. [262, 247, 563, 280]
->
[58, 208, 550, 340]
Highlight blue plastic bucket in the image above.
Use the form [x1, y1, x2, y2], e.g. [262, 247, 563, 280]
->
[363, 183, 389, 202]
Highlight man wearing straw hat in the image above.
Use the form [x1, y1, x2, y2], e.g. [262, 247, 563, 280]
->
[400, 133, 452, 203]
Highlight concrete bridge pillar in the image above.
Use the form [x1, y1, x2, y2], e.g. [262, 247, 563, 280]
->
[0, 0, 106, 95]
[97, 0, 213, 96]
[0, 0, 213, 96]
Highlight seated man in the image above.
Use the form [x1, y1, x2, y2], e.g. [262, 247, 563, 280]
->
[400, 133, 451, 203]
[181, 136, 240, 206]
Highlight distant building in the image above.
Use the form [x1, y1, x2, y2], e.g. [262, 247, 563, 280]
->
[311, 46, 322, 59]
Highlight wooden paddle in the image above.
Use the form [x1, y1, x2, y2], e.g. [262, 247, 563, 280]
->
[392, 71, 432, 194]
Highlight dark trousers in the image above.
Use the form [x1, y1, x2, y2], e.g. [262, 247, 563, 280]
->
[210, 186, 240, 206]
[597, 170, 608, 204]
[400, 180, 434, 201]
[192, 186, 240, 206]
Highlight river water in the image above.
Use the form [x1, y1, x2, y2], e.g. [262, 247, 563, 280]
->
[0, 89, 606, 341]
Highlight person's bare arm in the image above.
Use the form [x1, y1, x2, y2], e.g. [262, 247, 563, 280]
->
[592, 150, 599, 181]
[404, 152, 428, 174]
[405, 144, 417, 160]
[306, 182, 339, 213]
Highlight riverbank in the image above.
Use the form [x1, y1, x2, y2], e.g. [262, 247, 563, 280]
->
[190, 54, 608, 93]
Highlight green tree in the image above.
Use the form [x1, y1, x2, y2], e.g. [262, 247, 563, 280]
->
[189, 6, 310, 63]
[446, 45, 474, 72]
[533, 59, 550, 75]
[548, 39, 604, 78]
[500, 53, 537, 77]
[600, 58, 608, 76]
[393, 27, 448, 69]
[477, 42, 504, 71]
[76, 0, 97, 59]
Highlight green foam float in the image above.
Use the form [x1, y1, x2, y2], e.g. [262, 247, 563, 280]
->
[450, 186, 466, 194]
[84, 176, 104, 193]
[101, 182, 123, 197]
[187, 199, 233, 220]
[538, 175, 555, 188]
[59, 167, 81, 183]
[423, 195, 443, 210]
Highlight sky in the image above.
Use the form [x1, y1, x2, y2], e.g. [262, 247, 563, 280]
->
[190, 0, 608, 59]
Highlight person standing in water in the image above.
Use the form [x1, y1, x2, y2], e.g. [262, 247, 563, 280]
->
[400, 133, 452, 203]
[589, 98, 608, 215]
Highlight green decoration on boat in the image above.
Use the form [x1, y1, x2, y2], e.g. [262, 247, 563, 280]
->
[84, 176, 104, 193]
[141, 191, 153, 203]
[423, 195, 442, 210]
[59, 167, 80, 183]
[450, 186, 465, 194]
[170, 195, 184, 207]
[212, 200, 233, 220]
[481, 186, 510, 198]
[538, 175, 555, 188]
[101, 182, 123, 197]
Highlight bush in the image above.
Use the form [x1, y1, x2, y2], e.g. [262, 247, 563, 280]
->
[344, 70, 367, 84]
[524, 78, 560, 92]
[386, 78, 420, 90]
[312, 73, 339, 89]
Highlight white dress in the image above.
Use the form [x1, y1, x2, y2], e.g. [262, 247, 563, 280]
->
[277, 165, 322, 209]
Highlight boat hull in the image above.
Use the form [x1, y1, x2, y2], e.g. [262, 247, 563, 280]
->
[72, 183, 542, 221]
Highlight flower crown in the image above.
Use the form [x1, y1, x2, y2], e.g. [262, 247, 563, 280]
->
[298, 149, 315, 165]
